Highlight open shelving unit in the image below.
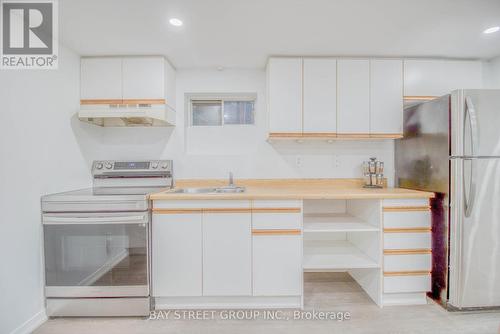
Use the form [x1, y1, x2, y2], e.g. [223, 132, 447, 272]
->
[304, 213, 379, 233]
[303, 240, 379, 270]
[302, 199, 383, 306]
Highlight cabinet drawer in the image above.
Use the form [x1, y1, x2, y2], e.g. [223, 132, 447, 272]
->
[382, 199, 429, 207]
[383, 211, 431, 228]
[384, 253, 431, 272]
[384, 274, 431, 293]
[252, 212, 302, 230]
[384, 233, 431, 249]
[253, 235, 302, 296]
[252, 200, 302, 208]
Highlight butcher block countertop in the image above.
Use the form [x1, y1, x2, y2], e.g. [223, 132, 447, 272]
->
[149, 179, 434, 200]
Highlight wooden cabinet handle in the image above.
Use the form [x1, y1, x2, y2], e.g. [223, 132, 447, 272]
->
[384, 227, 431, 233]
[252, 229, 302, 235]
[384, 249, 432, 255]
[384, 270, 431, 276]
[383, 206, 430, 212]
[154, 208, 300, 214]
[252, 208, 301, 213]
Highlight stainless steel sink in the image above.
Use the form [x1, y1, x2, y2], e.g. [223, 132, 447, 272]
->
[170, 187, 217, 194]
[168, 186, 246, 194]
[215, 186, 246, 193]
[169, 173, 246, 194]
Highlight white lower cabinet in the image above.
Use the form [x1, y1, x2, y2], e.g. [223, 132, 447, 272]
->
[383, 210, 431, 228]
[152, 200, 303, 308]
[152, 198, 434, 308]
[152, 213, 202, 297]
[202, 212, 252, 296]
[384, 275, 431, 294]
[384, 254, 431, 272]
[383, 232, 431, 249]
[381, 199, 432, 305]
[253, 235, 302, 296]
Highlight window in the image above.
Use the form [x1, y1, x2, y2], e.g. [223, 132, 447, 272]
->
[192, 101, 222, 126]
[189, 95, 255, 126]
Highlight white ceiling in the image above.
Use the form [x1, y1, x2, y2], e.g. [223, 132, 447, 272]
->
[60, 0, 500, 69]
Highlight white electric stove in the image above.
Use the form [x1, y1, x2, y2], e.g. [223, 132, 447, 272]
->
[41, 160, 173, 317]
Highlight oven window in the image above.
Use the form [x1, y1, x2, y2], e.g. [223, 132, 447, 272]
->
[43, 223, 147, 286]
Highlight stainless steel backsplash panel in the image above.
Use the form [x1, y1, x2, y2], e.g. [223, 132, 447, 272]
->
[395, 95, 450, 195]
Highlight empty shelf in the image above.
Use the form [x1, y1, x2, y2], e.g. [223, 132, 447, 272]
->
[303, 214, 379, 233]
[303, 240, 379, 270]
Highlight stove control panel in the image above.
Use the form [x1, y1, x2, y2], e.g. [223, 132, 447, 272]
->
[92, 160, 173, 175]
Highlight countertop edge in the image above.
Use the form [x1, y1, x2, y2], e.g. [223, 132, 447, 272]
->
[149, 190, 435, 201]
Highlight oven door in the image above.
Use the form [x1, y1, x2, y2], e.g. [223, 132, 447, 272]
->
[42, 212, 149, 298]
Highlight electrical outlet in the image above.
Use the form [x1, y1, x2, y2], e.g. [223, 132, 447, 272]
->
[295, 156, 302, 168]
[332, 155, 340, 168]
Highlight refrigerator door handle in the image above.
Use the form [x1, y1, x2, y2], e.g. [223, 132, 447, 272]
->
[465, 96, 479, 156]
[463, 97, 478, 217]
[463, 158, 477, 217]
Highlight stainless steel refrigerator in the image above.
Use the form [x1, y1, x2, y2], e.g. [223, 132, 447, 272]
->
[396, 89, 500, 310]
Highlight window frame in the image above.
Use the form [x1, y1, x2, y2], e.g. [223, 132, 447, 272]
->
[187, 93, 257, 127]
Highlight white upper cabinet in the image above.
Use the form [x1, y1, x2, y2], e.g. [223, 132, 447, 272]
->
[267, 57, 480, 139]
[337, 59, 370, 134]
[81, 57, 122, 100]
[164, 60, 176, 110]
[370, 59, 403, 135]
[303, 58, 337, 133]
[267, 58, 302, 133]
[404, 60, 483, 97]
[122, 57, 165, 100]
[80, 56, 176, 108]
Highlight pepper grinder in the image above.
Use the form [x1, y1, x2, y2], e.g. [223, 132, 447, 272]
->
[362, 157, 384, 188]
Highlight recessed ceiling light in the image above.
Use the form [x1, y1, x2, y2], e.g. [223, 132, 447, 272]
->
[169, 18, 183, 27]
[483, 26, 500, 34]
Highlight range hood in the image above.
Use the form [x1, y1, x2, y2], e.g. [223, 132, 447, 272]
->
[78, 103, 176, 127]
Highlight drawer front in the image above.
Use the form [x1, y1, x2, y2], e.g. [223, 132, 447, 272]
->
[382, 198, 429, 207]
[252, 200, 302, 208]
[154, 200, 251, 210]
[253, 212, 302, 230]
[384, 274, 431, 293]
[383, 211, 431, 228]
[384, 254, 431, 272]
[384, 233, 431, 249]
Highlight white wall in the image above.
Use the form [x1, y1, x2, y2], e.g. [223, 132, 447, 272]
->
[483, 56, 500, 88]
[0, 47, 90, 334]
[0, 61, 395, 334]
[86, 68, 395, 184]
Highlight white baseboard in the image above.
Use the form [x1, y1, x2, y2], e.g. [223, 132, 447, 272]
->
[382, 292, 429, 306]
[154, 296, 302, 310]
[10, 309, 47, 334]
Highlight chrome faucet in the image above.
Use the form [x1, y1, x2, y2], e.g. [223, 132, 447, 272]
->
[211, 172, 245, 193]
